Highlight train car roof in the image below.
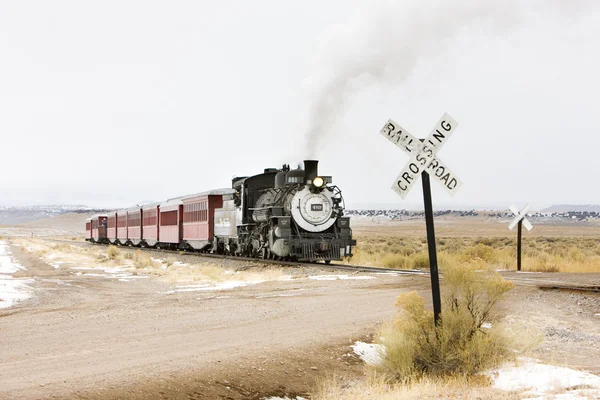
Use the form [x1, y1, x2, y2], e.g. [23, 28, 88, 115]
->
[159, 197, 183, 212]
[141, 202, 161, 210]
[180, 188, 236, 201]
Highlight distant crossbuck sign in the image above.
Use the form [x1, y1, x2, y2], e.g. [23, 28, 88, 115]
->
[379, 113, 463, 199]
[509, 204, 533, 231]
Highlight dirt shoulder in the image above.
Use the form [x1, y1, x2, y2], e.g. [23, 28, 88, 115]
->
[0, 242, 430, 400]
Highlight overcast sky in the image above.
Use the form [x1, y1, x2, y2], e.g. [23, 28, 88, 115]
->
[1, 0, 599, 209]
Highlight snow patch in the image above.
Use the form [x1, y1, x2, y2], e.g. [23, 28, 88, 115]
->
[489, 358, 600, 399]
[0, 242, 24, 274]
[173, 280, 264, 292]
[69, 266, 147, 281]
[0, 241, 33, 308]
[263, 397, 306, 400]
[351, 341, 384, 366]
[309, 274, 376, 281]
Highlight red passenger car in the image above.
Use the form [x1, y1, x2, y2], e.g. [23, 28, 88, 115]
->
[182, 189, 235, 250]
[85, 218, 92, 241]
[117, 210, 128, 245]
[142, 203, 160, 247]
[158, 198, 183, 248]
[91, 215, 108, 243]
[107, 212, 117, 244]
[126, 207, 143, 246]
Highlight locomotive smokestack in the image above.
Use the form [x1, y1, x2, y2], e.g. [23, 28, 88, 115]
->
[304, 160, 318, 183]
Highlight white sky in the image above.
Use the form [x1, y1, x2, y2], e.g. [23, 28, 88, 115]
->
[0, 0, 599, 209]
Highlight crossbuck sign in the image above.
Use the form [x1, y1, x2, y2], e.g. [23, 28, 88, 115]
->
[378, 112, 462, 325]
[508, 204, 533, 271]
[380, 113, 462, 199]
[509, 204, 533, 231]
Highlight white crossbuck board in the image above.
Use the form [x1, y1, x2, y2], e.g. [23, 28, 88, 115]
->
[509, 204, 533, 231]
[379, 113, 463, 199]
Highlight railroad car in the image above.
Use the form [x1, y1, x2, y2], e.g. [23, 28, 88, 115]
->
[107, 212, 118, 244]
[116, 210, 128, 245]
[181, 189, 235, 251]
[85, 215, 108, 243]
[141, 203, 160, 247]
[126, 206, 143, 246]
[85, 218, 92, 241]
[90, 159, 355, 262]
[158, 198, 183, 249]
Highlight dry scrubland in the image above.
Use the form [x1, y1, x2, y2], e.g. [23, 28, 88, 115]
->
[14, 239, 287, 284]
[348, 235, 600, 273]
[321, 220, 600, 398]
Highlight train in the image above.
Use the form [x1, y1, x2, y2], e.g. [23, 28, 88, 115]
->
[85, 160, 356, 263]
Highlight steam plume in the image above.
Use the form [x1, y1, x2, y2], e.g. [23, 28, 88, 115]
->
[302, 0, 588, 157]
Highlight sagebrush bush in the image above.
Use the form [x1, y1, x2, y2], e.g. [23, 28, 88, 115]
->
[529, 254, 559, 272]
[462, 244, 496, 263]
[383, 254, 409, 269]
[107, 245, 121, 260]
[378, 263, 514, 379]
[410, 253, 430, 269]
[133, 250, 160, 269]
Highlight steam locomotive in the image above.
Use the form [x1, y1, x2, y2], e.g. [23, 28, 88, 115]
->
[86, 160, 356, 263]
[218, 159, 356, 262]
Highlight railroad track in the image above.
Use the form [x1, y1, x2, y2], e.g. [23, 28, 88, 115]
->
[38, 238, 600, 292]
[43, 238, 430, 276]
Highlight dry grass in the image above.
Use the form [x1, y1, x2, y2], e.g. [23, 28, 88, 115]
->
[132, 250, 161, 269]
[312, 374, 520, 400]
[376, 264, 515, 379]
[348, 235, 600, 273]
[106, 245, 121, 260]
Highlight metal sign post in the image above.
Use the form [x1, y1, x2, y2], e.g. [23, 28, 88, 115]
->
[508, 204, 533, 271]
[379, 113, 462, 325]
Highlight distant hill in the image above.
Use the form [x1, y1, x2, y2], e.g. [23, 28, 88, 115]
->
[541, 205, 600, 213]
[0, 205, 106, 226]
[19, 212, 92, 233]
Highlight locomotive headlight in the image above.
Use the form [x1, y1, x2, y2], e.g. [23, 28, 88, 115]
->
[312, 176, 325, 188]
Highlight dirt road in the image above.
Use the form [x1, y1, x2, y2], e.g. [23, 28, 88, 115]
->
[0, 244, 431, 399]
[2, 239, 600, 399]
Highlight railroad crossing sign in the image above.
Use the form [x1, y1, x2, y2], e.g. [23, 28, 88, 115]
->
[508, 204, 533, 271]
[380, 113, 462, 199]
[509, 204, 533, 231]
[378, 112, 462, 326]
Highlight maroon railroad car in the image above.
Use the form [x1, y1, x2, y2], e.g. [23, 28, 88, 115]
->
[142, 203, 160, 247]
[85, 218, 92, 241]
[107, 212, 117, 244]
[117, 210, 128, 245]
[126, 207, 143, 246]
[158, 198, 183, 248]
[91, 215, 108, 243]
[182, 189, 235, 251]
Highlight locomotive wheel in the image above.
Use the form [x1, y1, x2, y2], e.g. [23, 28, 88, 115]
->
[325, 260, 331, 264]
